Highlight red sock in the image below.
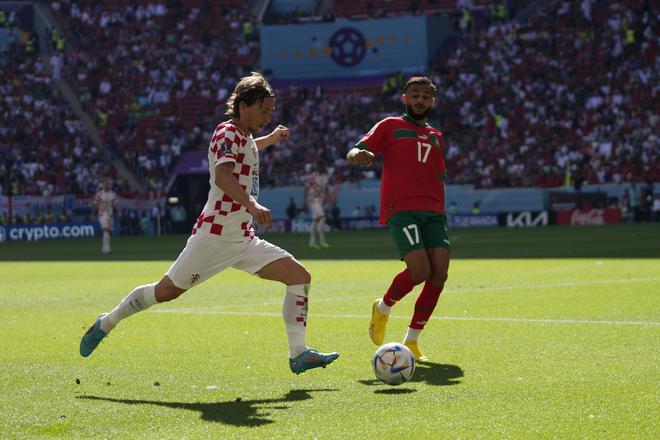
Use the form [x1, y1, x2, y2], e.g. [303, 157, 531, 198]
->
[410, 282, 444, 329]
[383, 269, 418, 306]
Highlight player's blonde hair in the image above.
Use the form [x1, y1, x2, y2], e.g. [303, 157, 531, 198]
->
[225, 72, 275, 118]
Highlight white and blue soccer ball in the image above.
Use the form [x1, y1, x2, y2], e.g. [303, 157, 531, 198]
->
[372, 342, 415, 386]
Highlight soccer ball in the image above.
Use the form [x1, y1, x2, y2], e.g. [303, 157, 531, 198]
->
[372, 342, 415, 386]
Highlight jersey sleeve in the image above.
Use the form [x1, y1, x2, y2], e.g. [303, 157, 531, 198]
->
[210, 128, 240, 167]
[356, 118, 390, 154]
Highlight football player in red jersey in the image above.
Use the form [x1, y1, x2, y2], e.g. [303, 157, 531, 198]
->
[347, 76, 450, 361]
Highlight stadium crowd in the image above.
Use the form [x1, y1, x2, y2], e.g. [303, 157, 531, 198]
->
[263, 0, 659, 189]
[1, 0, 657, 203]
[49, 0, 256, 191]
[434, 0, 659, 188]
[0, 49, 119, 197]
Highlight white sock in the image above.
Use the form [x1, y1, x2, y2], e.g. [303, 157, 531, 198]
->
[102, 231, 110, 250]
[403, 327, 421, 343]
[377, 299, 392, 315]
[309, 221, 317, 246]
[100, 283, 157, 333]
[282, 284, 309, 358]
[318, 218, 326, 243]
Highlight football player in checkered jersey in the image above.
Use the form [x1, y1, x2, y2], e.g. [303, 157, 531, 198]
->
[303, 163, 330, 249]
[92, 178, 118, 254]
[80, 73, 339, 374]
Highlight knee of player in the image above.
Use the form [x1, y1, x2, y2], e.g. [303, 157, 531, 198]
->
[295, 266, 312, 285]
[284, 263, 311, 285]
[155, 278, 186, 302]
[167, 289, 186, 301]
[430, 270, 448, 286]
[431, 273, 447, 286]
[409, 267, 431, 284]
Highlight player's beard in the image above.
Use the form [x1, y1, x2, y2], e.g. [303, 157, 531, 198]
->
[406, 103, 429, 120]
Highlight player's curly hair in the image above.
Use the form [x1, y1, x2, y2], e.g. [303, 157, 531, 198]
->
[225, 72, 275, 118]
[403, 76, 437, 94]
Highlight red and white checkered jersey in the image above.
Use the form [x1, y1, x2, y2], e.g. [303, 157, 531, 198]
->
[305, 172, 329, 205]
[191, 120, 258, 241]
[93, 190, 118, 217]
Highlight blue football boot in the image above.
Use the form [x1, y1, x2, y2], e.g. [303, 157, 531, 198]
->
[289, 348, 339, 374]
[80, 314, 108, 357]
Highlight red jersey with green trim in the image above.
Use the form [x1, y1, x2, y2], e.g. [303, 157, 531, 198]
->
[356, 114, 446, 224]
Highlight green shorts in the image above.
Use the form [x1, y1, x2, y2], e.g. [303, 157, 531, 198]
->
[387, 210, 450, 259]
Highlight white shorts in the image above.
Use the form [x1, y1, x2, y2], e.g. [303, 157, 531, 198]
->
[310, 201, 325, 219]
[99, 214, 113, 230]
[166, 235, 293, 290]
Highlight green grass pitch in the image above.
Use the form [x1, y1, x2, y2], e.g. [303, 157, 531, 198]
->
[1, 224, 658, 438]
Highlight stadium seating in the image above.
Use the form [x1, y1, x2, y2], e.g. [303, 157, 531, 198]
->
[269, 0, 657, 188]
[0, 44, 122, 198]
[47, 0, 257, 190]
[3, 0, 656, 202]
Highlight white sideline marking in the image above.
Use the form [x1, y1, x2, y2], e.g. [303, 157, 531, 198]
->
[152, 309, 660, 326]
[158, 276, 659, 311]
[152, 276, 660, 326]
[458, 276, 660, 293]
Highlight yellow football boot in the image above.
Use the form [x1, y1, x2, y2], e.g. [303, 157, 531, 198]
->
[369, 299, 389, 345]
[404, 340, 429, 362]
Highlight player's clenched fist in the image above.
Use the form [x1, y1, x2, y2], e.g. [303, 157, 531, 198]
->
[247, 202, 272, 229]
[346, 148, 375, 167]
[270, 125, 289, 142]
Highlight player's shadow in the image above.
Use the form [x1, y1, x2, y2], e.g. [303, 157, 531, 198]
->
[77, 388, 336, 427]
[358, 362, 463, 389]
[411, 362, 463, 386]
[358, 377, 416, 392]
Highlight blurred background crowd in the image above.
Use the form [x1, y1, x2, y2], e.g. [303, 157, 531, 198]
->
[0, 0, 658, 228]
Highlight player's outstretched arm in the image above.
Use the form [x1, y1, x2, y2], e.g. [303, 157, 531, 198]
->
[215, 163, 272, 228]
[346, 147, 375, 166]
[255, 125, 289, 150]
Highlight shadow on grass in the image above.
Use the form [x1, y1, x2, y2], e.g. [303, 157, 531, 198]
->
[374, 388, 416, 395]
[412, 362, 464, 386]
[358, 362, 463, 389]
[77, 388, 336, 427]
[357, 379, 417, 394]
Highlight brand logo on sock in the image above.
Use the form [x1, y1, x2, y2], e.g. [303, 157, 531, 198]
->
[130, 298, 144, 311]
[190, 273, 200, 285]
